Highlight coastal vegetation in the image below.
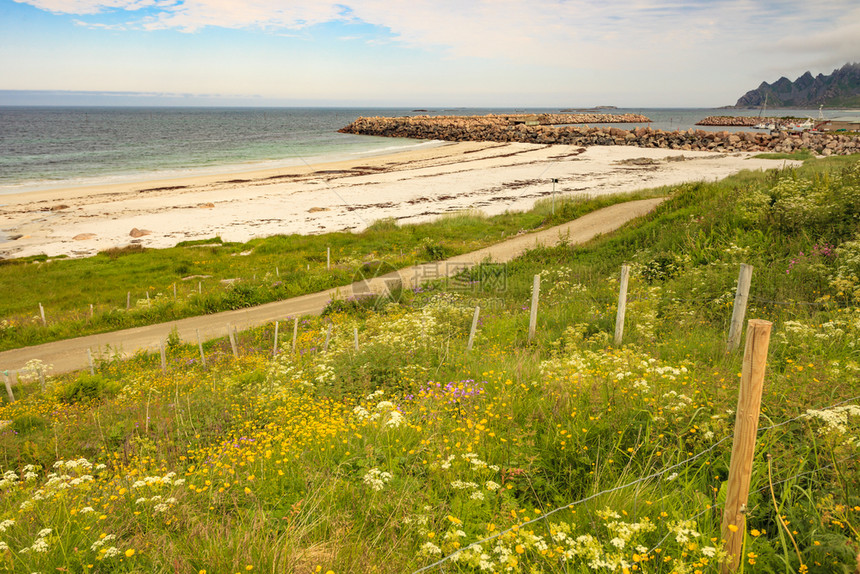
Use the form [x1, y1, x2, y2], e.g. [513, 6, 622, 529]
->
[0, 154, 858, 572]
[0, 192, 661, 352]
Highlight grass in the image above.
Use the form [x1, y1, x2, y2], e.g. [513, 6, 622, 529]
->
[0, 154, 858, 573]
[0, 191, 661, 352]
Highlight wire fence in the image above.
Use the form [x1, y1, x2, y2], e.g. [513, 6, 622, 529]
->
[411, 392, 860, 573]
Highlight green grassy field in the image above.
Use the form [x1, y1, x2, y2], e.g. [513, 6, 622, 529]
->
[0, 191, 660, 352]
[0, 155, 858, 573]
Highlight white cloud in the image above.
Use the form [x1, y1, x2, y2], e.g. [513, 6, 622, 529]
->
[13, 0, 858, 74]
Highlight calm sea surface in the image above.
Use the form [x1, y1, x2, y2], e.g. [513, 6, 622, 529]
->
[0, 106, 851, 195]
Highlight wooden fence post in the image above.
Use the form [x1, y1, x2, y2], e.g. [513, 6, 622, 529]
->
[467, 306, 481, 351]
[323, 324, 332, 353]
[272, 321, 280, 358]
[292, 317, 299, 354]
[227, 324, 239, 358]
[173, 283, 177, 299]
[3, 371, 14, 403]
[720, 319, 772, 573]
[89, 303, 94, 319]
[196, 329, 206, 368]
[354, 326, 359, 352]
[39, 303, 46, 326]
[327, 247, 331, 271]
[528, 274, 541, 342]
[614, 265, 630, 345]
[159, 340, 167, 373]
[87, 348, 95, 375]
[726, 263, 754, 352]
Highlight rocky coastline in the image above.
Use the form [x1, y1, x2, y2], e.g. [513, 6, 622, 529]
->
[340, 115, 860, 155]
[695, 115, 808, 128]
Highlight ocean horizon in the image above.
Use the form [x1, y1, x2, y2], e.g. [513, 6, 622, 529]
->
[0, 106, 850, 195]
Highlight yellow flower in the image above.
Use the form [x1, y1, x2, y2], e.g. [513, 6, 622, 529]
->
[244, 487, 252, 495]
[727, 524, 738, 532]
[515, 544, 525, 554]
[125, 549, 135, 557]
[751, 529, 761, 537]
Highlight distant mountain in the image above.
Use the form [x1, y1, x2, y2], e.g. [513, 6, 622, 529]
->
[735, 63, 860, 108]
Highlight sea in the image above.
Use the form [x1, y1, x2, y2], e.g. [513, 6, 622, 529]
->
[1, 106, 856, 196]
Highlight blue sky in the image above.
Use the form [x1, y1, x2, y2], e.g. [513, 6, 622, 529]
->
[1, 0, 858, 107]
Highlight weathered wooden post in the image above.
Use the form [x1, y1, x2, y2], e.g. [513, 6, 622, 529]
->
[614, 265, 630, 345]
[528, 274, 540, 342]
[159, 340, 167, 373]
[39, 303, 46, 326]
[272, 321, 280, 358]
[720, 319, 772, 573]
[292, 317, 299, 354]
[3, 371, 15, 403]
[353, 326, 359, 352]
[327, 247, 331, 271]
[196, 328, 206, 367]
[173, 282, 177, 299]
[127, 292, 131, 309]
[726, 264, 754, 352]
[467, 306, 481, 351]
[89, 303, 94, 319]
[227, 324, 239, 358]
[323, 323, 332, 353]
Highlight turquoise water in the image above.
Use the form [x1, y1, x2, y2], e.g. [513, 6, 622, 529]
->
[1, 106, 853, 195]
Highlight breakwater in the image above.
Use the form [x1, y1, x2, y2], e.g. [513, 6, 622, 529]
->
[696, 116, 801, 128]
[340, 115, 860, 155]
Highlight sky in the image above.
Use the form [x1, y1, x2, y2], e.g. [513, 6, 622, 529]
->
[1, 0, 858, 107]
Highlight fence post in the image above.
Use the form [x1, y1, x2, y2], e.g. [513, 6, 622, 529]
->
[3, 371, 14, 403]
[467, 306, 481, 351]
[720, 319, 772, 574]
[87, 348, 95, 375]
[323, 323, 332, 353]
[726, 263, 754, 352]
[196, 328, 207, 368]
[159, 340, 167, 373]
[614, 265, 630, 345]
[227, 324, 239, 358]
[39, 303, 46, 326]
[272, 321, 280, 358]
[528, 274, 540, 342]
[327, 247, 331, 271]
[354, 326, 359, 352]
[127, 292, 131, 309]
[292, 318, 299, 354]
[89, 303, 94, 319]
[173, 282, 177, 299]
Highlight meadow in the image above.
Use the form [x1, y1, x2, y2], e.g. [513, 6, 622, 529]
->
[0, 155, 858, 573]
[0, 191, 658, 352]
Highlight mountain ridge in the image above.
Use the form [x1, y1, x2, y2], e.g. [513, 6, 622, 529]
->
[734, 63, 860, 108]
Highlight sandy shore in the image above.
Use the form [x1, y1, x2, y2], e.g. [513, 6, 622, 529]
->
[0, 142, 793, 259]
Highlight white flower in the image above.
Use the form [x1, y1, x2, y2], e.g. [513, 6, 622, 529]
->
[362, 468, 393, 492]
[702, 546, 716, 557]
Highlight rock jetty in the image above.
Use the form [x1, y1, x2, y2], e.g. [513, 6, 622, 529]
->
[696, 116, 802, 128]
[341, 115, 860, 155]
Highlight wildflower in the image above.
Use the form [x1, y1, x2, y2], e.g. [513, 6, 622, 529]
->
[125, 549, 135, 557]
[362, 468, 393, 492]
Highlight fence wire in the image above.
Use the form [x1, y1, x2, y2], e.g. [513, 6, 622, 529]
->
[411, 394, 860, 574]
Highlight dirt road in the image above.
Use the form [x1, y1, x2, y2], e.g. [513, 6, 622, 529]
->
[0, 197, 663, 377]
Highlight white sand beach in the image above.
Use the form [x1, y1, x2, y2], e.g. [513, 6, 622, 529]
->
[0, 142, 793, 259]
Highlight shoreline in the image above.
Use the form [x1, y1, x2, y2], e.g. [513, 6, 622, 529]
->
[0, 142, 799, 260]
